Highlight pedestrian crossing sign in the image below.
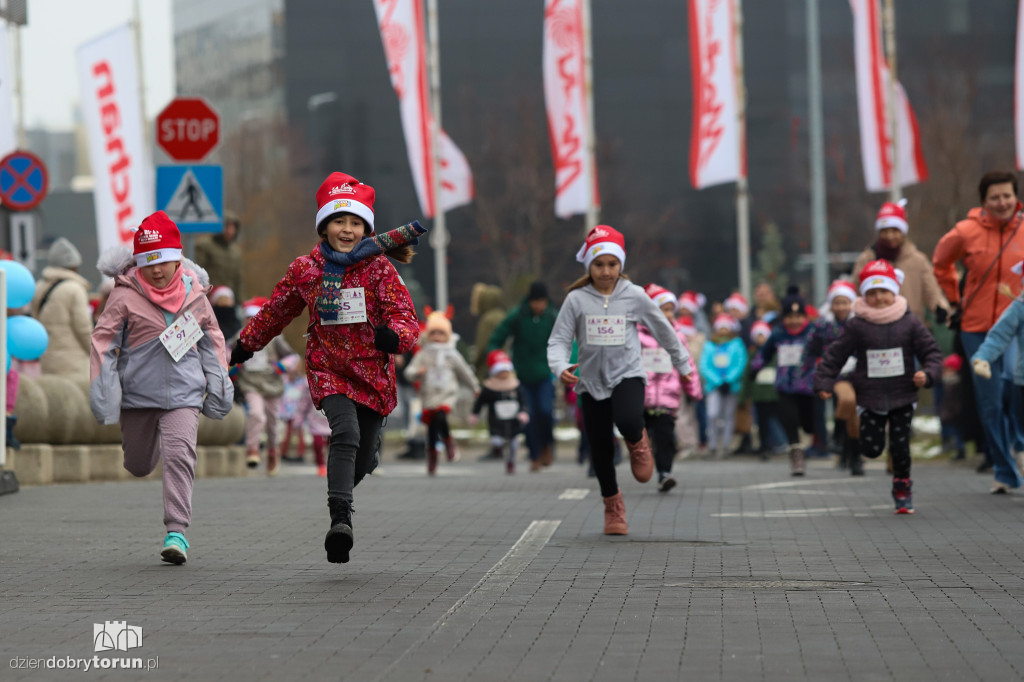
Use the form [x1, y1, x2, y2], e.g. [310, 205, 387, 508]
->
[156, 165, 224, 233]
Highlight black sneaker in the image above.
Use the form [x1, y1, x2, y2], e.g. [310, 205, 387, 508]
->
[657, 476, 676, 493]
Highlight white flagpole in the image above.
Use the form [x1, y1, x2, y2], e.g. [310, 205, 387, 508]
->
[883, 0, 900, 201]
[426, 0, 448, 310]
[807, 0, 829, 303]
[582, 0, 599, 236]
[734, 0, 750, 301]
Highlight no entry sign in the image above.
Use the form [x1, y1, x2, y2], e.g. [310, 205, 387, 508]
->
[156, 97, 220, 161]
[0, 150, 49, 211]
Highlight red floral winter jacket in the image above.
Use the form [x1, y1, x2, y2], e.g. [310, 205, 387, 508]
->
[240, 246, 420, 414]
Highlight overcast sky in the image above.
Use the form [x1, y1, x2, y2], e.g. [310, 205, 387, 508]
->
[21, 0, 174, 130]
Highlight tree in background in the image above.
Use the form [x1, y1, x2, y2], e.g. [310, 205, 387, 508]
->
[751, 222, 789, 298]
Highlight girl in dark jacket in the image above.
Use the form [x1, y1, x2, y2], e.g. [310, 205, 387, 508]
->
[815, 260, 942, 514]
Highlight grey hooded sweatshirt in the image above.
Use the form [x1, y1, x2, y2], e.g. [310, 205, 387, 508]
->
[547, 278, 691, 401]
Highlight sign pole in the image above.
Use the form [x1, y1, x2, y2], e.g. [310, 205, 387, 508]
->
[582, 0, 599, 237]
[884, 0, 901, 202]
[0, 267, 7, 468]
[807, 0, 829, 303]
[426, 0, 448, 311]
[734, 0, 751, 301]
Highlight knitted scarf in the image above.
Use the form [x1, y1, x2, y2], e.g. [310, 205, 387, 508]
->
[852, 295, 908, 324]
[316, 220, 426, 322]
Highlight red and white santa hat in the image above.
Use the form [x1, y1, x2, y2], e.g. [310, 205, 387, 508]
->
[826, 279, 857, 305]
[132, 211, 182, 268]
[208, 285, 235, 306]
[576, 225, 626, 271]
[677, 315, 696, 336]
[486, 349, 514, 376]
[643, 283, 677, 311]
[677, 291, 700, 313]
[875, 198, 908, 234]
[859, 259, 901, 295]
[243, 296, 270, 318]
[315, 172, 375, 234]
[713, 313, 740, 333]
[723, 292, 749, 316]
[750, 320, 772, 341]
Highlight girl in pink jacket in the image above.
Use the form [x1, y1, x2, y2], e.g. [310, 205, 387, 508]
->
[91, 211, 233, 566]
[639, 285, 702, 493]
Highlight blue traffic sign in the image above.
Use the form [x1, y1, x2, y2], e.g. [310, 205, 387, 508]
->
[156, 165, 223, 233]
[0, 150, 49, 211]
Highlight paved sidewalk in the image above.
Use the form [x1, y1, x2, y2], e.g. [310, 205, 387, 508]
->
[2, 452, 1024, 681]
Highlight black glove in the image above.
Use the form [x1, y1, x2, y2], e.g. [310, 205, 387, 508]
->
[374, 325, 401, 354]
[230, 342, 254, 366]
[935, 306, 948, 326]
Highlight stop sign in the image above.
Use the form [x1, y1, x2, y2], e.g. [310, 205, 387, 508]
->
[156, 97, 220, 161]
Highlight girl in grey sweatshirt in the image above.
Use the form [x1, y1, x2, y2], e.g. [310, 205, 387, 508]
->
[547, 226, 691, 536]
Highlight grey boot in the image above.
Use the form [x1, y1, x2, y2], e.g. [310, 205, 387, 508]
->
[790, 447, 805, 476]
[325, 499, 353, 564]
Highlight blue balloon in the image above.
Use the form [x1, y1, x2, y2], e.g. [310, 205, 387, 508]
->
[0, 261, 35, 309]
[8, 315, 48, 361]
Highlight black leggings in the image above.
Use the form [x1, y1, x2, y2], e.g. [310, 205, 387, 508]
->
[644, 411, 677, 476]
[427, 410, 451, 447]
[321, 394, 384, 504]
[580, 378, 646, 498]
[859, 404, 914, 479]
[778, 393, 816, 446]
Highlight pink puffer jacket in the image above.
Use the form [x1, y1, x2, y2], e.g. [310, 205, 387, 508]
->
[638, 321, 702, 411]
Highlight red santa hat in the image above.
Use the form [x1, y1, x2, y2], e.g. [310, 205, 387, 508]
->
[315, 172, 375, 234]
[859, 259, 901, 296]
[486, 349, 514, 376]
[713, 313, 740, 333]
[826, 279, 857, 305]
[576, 225, 626, 271]
[678, 291, 700, 313]
[875, 198, 908, 234]
[132, 211, 182, 268]
[677, 315, 696, 336]
[208, 285, 235, 306]
[643, 283, 677, 311]
[243, 296, 270, 318]
[723, 292, 749, 316]
[750, 320, 772, 341]
[942, 354, 963, 372]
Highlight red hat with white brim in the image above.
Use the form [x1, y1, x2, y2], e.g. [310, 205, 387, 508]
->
[875, 199, 908, 234]
[486, 349, 514, 376]
[724, 293, 749, 316]
[576, 225, 626, 271]
[713, 313, 740, 333]
[132, 211, 182, 268]
[643, 283, 677, 311]
[826, 280, 857, 305]
[243, 296, 270, 318]
[859, 259, 901, 296]
[315, 172, 375, 234]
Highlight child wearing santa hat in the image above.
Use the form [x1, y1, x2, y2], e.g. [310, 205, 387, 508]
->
[749, 286, 819, 475]
[208, 285, 240, 340]
[91, 210, 234, 565]
[639, 285, 702, 491]
[698, 313, 747, 457]
[230, 296, 299, 475]
[233, 172, 425, 564]
[548, 226, 692, 535]
[816, 260, 942, 513]
[405, 311, 480, 474]
[469, 349, 529, 474]
[804, 279, 863, 474]
[742, 319, 786, 459]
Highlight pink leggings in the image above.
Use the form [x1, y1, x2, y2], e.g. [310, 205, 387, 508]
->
[119, 407, 200, 533]
[244, 392, 281, 453]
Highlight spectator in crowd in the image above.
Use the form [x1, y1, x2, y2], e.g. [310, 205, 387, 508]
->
[31, 238, 93, 381]
[195, 210, 243, 298]
[470, 283, 506, 381]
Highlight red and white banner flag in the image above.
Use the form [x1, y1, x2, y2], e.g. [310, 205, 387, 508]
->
[76, 25, 153, 252]
[850, 0, 927, 192]
[543, 0, 599, 218]
[1016, 0, 1024, 169]
[373, 0, 473, 218]
[688, 0, 743, 189]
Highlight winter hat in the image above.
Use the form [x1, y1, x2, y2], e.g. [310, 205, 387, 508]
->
[780, 285, 807, 316]
[677, 315, 696, 336]
[315, 172, 375, 235]
[209, 285, 235, 306]
[942, 354, 963, 372]
[875, 198, 908, 234]
[678, 291, 701, 313]
[644, 283, 677, 311]
[486, 349, 514, 376]
[723, 293, 749, 316]
[132, 211, 182, 268]
[242, 296, 269, 318]
[47, 237, 81, 269]
[528, 281, 549, 301]
[713, 313, 740, 333]
[750, 320, 772, 341]
[826, 279, 857, 306]
[576, 225, 626, 271]
[859, 259, 901, 296]
[425, 311, 452, 339]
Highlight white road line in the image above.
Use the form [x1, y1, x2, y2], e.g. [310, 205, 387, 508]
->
[372, 519, 560, 681]
[712, 504, 892, 518]
[558, 488, 589, 500]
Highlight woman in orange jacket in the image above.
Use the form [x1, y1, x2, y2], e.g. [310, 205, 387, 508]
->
[932, 170, 1024, 493]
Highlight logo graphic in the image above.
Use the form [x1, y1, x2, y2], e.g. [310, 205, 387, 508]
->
[333, 200, 351, 209]
[93, 621, 143, 652]
[329, 183, 355, 196]
[138, 228, 161, 245]
[146, 252, 161, 263]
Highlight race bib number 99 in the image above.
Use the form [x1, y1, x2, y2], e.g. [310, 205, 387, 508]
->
[586, 315, 626, 346]
[866, 348, 904, 378]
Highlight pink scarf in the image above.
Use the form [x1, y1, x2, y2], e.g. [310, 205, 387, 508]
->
[852, 295, 908, 324]
[135, 265, 186, 313]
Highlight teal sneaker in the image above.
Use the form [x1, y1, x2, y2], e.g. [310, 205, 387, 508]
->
[160, 532, 189, 565]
